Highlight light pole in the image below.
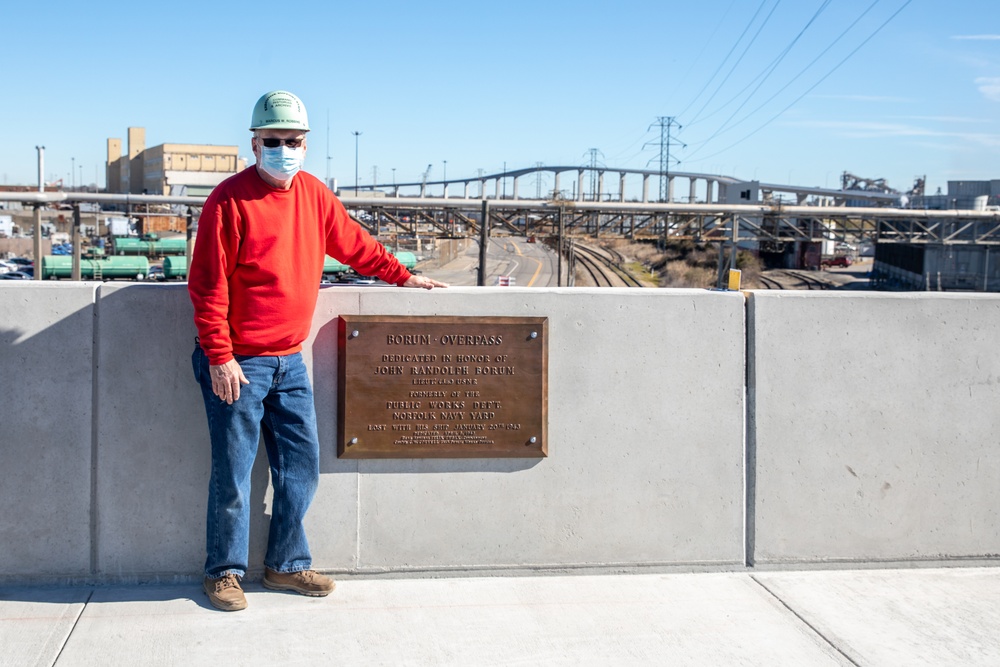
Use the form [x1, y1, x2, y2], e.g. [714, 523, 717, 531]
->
[443, 160, 447, 198]
[71, 157, 75, 190]
[352, 131, 362, 194]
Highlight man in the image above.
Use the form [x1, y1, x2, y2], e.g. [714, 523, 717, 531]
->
[189, 90, 446, 612]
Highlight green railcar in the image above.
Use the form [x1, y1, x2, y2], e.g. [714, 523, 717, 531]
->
[393, 251, 417, 270]
[42, 256, 149, 280]
[111, 236, 187, 256]
[323, 256, 349, 274]
[163, 255, 187, 279]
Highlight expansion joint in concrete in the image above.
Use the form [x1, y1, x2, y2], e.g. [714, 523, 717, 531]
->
[743, 293, 756, 568]
[750, 575, 860, 666]
[90, 286, 101, 577]
[51, 588, 93, 666]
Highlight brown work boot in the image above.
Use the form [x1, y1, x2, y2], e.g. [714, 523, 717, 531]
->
[203, 573, 247, 611]
[262, 568, 335, 597]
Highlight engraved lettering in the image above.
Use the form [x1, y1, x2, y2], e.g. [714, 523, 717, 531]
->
[439, 334, 503, 346]
[387, 334, 431, 345]
[386, 401, 420, 409]
[382, 353, 437, 363]
[391, 412, 438, 420]
[428, 401, 465, 410]
[455, 354, 491, 363]
[474, 366, 516, 375]
[340, 315, 545, 458]
[409, 365, 470, 375]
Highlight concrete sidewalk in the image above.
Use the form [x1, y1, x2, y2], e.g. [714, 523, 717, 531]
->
[3, 567, 999, 666]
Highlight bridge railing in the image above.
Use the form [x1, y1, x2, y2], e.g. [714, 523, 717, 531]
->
[2, 284, 998, 583]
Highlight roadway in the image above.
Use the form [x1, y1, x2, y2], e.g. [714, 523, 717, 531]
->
[420, 235, 561, 287]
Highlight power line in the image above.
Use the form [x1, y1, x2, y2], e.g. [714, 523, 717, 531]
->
[663, 0, 739, 111]
[686, 0, 913, 164]
[687, 0, 833, 131]
[690, 0, 882, 153]
[677, 0, 772, 120]
[683, 0, 782, 126]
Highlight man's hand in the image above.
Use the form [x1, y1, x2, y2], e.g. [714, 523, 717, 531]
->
[402, 275, 449, 289]
[210, 359, 250, 404]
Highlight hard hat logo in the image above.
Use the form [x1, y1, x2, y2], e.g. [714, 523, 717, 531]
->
[250, 90, 310, 132]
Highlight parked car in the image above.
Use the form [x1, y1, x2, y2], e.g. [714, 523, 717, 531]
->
[0, 271, 32, 280]
[821, 255, 853, 268]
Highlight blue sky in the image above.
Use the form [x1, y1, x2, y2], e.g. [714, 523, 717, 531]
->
[2, 0, 998, 197]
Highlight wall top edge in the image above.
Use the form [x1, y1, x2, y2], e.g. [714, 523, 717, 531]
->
[746, 290, 1000, 301]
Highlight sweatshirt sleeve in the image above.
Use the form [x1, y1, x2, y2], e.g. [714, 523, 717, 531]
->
[324, 195, 412, 286]
[188, 192, 240, 365]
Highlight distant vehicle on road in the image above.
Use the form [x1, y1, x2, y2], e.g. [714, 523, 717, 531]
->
[821, 255, 853, 268]
[0, 270, 32, 280]
[338, 274, 377, 285]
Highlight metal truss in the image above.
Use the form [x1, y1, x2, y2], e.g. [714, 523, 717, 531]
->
[4, 192, 1000, 246]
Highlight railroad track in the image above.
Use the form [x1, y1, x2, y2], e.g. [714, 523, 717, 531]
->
[758, 275, 784, 290]
[572, 243, 645, 287]
[758, 270, 835, 290]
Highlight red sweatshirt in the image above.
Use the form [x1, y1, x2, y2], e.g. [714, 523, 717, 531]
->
[188, 167, 411, 365]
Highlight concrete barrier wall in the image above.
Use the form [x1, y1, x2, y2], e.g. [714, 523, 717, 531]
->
[749, 292, 1000, 564]
[1, 284, 998, 582]
[0, 283, 96, 577]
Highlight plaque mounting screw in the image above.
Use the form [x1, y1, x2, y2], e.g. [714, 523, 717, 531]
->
[529, 436, 537, 444]
[350, 330, 360, 338]
[529, 331, 538, 339]
[348, 437, 358, 446]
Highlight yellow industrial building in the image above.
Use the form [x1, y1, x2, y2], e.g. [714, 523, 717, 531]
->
[106, 127, 247, 196]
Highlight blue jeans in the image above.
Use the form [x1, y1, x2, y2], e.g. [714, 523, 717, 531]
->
[192, 346, 320, 578]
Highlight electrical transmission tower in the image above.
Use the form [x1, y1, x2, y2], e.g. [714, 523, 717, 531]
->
[535, 162, 544, 199]
[645, 117, 684, 202]
[584, 148, 604, 201]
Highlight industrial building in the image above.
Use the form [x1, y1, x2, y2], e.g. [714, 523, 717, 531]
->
[909, 180, 1000, 210]
[105, 127, 246, 196]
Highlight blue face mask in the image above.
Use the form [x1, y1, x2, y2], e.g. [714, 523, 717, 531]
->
[259, 145, 304, 181]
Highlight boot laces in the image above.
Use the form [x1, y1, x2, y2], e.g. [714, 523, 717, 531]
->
[214, 573, 241, 592]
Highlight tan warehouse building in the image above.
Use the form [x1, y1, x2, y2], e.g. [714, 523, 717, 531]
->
[106, 127, 247, 196]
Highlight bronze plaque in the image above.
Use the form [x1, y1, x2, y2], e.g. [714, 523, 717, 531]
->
[338, 315, 547, 458]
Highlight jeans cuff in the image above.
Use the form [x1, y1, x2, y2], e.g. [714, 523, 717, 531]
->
[206, 568, 245, 579]
[264, 563, 311, 574]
